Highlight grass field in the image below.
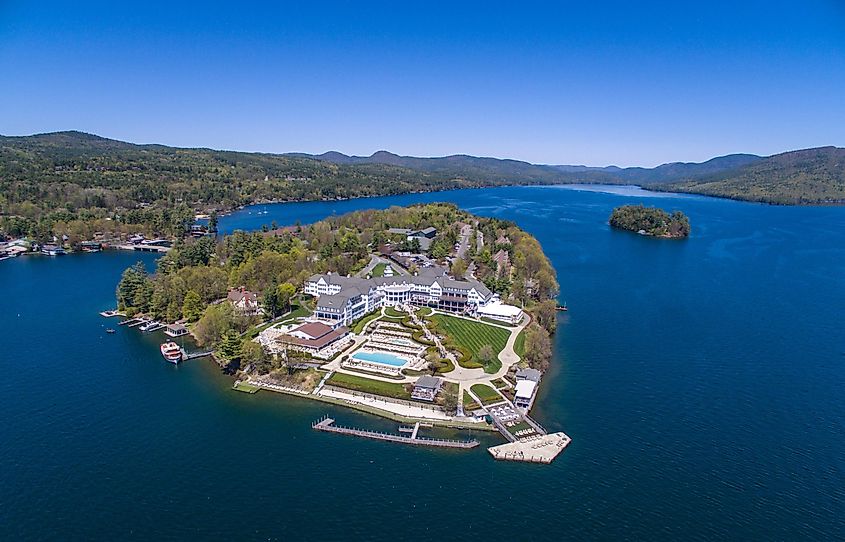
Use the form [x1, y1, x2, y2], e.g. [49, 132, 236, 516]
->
[384, 306, 406, 318]
[514, 329, 526, 359]
[470, 383, 503, 405]
[463, 390, 480, 411]
[371, 263, 398, 277]
[232, 381, 260, 393]
[352, 311, 381, 333]
[327, 372, 411, 400]
[431, 314, 510, 373]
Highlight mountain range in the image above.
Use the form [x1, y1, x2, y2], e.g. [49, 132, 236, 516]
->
[2, 132, 844, 212]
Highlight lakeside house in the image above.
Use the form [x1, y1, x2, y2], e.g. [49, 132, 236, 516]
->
[514, 368, 541, 408]
[412, 375, 443, 401]
[227, 287, 261, 315]
[305, 265, 494, 327]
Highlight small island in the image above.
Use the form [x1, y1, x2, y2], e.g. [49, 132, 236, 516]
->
[609, 205, 690, 238]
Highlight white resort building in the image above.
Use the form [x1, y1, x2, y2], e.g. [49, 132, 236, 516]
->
[304, 266, 499, 327]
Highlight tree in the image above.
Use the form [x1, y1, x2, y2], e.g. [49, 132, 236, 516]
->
[533, 299, 558, 333]
[219, 329, 243, 361]
[524, 323, 552, 372]
[240, 340, 271, 374]
[441, 389, 458, 415]
[477, 344, 496, 369]
[116, 261, 152, 312]
[451, 258, 467, 278]
[262, 282, 282, 319]
[277, 282, 296, 312]
[208, 211, 218, 233]
[194, 303, 234, 346]
[182, 290, 204, 322]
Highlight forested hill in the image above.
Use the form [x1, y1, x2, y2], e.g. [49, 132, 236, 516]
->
[662, 147, 845, 205]
[0, 131, 603, 223]
[2, 132, 844, 236]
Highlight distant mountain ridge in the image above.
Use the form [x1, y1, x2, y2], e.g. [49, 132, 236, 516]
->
[2, 131, 843, 206]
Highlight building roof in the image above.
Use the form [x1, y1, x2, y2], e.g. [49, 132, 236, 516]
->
[293, 321, 334, 340]
[167, 323, 187, 332]
[414, 375, 442, 390]
[515, 379, 537, 399]
[516, 368, 542, 382]
[277, 326, 349, 349]
[316, 293, 351, 310]
[478, 302, 523, 318]
[228, 288, 258, 304]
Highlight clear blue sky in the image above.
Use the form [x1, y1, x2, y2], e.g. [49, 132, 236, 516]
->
[1, 1, 844, 166]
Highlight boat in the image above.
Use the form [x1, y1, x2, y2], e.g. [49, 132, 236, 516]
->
[160, 342, 183, 363]
[106, 328, 116, 334]
[139, 320, 160, 332]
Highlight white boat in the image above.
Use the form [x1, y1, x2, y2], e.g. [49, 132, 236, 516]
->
[160, 342, 183, 363]
[139, 320, 160, 332]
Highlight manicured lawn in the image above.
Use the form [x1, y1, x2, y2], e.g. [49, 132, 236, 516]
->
[352, 311, 381, 333]
[232, 381, 260, 393]
[481, 317, 517, 327]
[514, 329, 526, 359]
[463, 390, 480, 411]
[415, 306, 433, 317]
[491, 378, 509, 389]
[327, 372, 411, 400]
[384, 306, 406, 318]
[470, 383, 503, 405]
[431, 314, 509, 373]
[371, 263, 398, 277]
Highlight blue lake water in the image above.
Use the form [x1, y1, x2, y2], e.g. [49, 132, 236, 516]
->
[2, 185, 844, 539]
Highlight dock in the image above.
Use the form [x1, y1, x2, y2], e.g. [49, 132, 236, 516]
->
[488, 432, 571, 464]
[180, 348, 213, 361]
[312, 416, 479, 449]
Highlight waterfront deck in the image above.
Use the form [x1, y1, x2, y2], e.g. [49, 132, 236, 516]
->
[312, 416, 479, 449]
[488, 432, 571, 464]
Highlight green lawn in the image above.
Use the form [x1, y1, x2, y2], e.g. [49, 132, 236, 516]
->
[371, 263, 398, 277]
[384, 306, 406, 318]
[232, 381, 260, 393]
[514, 329, 526, 359]
[327, 372, 411, 400]
[470, 383, 503, 405]
[463, 390, 480, 411]
[415, 307, 433, 317]
[352, 311, 381, 333]
[431, 314, 510, 373]
[481, 317, 517, 327]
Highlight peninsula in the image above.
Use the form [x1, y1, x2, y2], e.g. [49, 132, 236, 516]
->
[109, 203, 570, 463]
[609, 205, 691, 238]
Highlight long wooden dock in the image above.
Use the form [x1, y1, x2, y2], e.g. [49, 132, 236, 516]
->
[312, 416, 479, 449]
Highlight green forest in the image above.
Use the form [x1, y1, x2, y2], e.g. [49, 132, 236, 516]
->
[609, 205, 690, 238]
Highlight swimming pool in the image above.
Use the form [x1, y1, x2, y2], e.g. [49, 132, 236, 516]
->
[352, 351, 408, 367]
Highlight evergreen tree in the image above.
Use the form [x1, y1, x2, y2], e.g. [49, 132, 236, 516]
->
[182, 290, 204, 322]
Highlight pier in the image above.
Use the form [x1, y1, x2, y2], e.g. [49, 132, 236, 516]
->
[180, 348, 213, 361]
[312, 416, 479, 449]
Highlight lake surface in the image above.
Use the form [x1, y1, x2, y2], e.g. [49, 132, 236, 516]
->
[2, 185, 844, 540]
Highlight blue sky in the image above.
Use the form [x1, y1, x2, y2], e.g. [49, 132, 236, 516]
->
[1, 0, 844, 166]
